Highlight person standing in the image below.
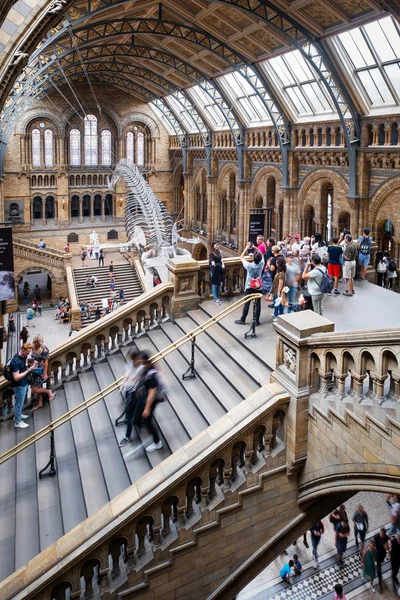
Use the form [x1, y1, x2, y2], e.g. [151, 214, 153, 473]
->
[81, 248, 87, 267]
[335, 518, 350, 568]
[356, 228, 373, 281]
[302, 254, 326, 315]
[375, 251, 387, 287]
[119, 288, 125, 304]
[310, 521, 324, 568]
[234, 243, 264, 326]
[109, 261, 114, 280]
[383, 250, 397, 290]
[333, 583, 347, 600]
[285, 252, 300, 311]
[343, 234, 357, 296]
[34, 284, 41, 302]
[23, 281, 30, 305]
[8, 313, 16, 336]
[10, 343, 36, 428]
[38, 238, 46, 249]
[353, 504, 369, 553]
[256, 235, 267, 255]
[26, 306, 35, 327]
[19, 326, 29, 345]
[362, 540, 377, 592]
[390, 534, 400, 588]
[327, 237, 343, 295]
[98, 248, 104, 267]
[211, 255, 223, 305]
[374, 527, 390, 591]
[270, 256, 286, 323]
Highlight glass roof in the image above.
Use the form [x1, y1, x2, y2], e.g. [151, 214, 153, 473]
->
[261, 50, 336, 120]
[165, 94, 198, 134]
[149, 101, 178, 135]
[187, 85, 227, 131]
[335, 16, 400, 111]
[218, 71, 272, 126]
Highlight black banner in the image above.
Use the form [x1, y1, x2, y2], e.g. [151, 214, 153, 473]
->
[249, 213, 265, 244]
[0, 227, 15, 301]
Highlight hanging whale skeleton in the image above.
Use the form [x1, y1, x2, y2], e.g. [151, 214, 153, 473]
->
[108, 159, 200, 277]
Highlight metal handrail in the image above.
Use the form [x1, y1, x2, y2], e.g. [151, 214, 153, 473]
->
[0, 294, 262, 465]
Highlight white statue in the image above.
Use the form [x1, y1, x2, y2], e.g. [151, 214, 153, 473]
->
[90, 230, 99, 246]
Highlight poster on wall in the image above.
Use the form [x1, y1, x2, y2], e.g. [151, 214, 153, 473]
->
[249, 213, 265, 245]
[0, 227, 15, 300]
[4, 200, 24, 223]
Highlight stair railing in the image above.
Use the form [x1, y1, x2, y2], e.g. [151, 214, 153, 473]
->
[0, 293, 262, 466]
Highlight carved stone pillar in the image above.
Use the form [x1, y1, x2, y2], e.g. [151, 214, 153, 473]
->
[372, 127, 379, 146]
[183, 173, 194, 227]
[79, 198, 83, 223]
[206, 176, 217, 245]
[90, 197, 94, 223]
[167, 256, 200, 318]
[101, 198, 105, 222]
[42, 199, 46, 226]
[237, 180, 250, 252]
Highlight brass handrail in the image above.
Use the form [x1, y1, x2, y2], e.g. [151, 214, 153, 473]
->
[0, 294, 262, 465]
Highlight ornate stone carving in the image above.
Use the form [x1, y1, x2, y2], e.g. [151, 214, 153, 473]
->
[283, 344, 296, 374]
[179, 276, 192, 293]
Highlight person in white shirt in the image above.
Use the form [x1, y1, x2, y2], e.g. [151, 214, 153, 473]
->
[302, 254, 326, 315]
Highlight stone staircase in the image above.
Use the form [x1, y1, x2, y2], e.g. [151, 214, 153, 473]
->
[73, 263, 143, 325]
[0, 303, 272, 583]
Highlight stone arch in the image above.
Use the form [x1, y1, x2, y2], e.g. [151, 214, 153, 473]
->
[217, 163, 238, 193]
[64, 104, 122, 136]
[16, 108, 63, 135]
[370, 176, 400, 228]
[298, 169, 350, 239]
[192, 242, 208, 261]
[120, 112, 160, 138]
[370, 177, 400, 260]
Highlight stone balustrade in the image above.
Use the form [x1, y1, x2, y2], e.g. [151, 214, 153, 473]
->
[0, 284, 174, 419]
[198, 257, 245, 299]
[1, 382, 289, 600]
[65, 265, 81, 330]
[13, 235, 68, 259]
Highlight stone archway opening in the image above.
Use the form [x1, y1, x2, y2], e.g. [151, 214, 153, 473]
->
[377, 217, 394, 253]
[192, 242, 208, 261]
[17, 268, 55, 307]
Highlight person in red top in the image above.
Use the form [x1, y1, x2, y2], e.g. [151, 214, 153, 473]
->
[256, 235, 267, 254]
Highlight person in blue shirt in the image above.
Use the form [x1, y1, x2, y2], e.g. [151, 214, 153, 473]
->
[280, 560, 294, 583]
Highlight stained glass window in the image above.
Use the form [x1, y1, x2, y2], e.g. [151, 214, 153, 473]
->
[84, 114, 98, 166]
[32, 129, 41, 167]
[137, 132, 145, 167]
[70, 129, 81, 166]
[336, 16, 400, 110]
[44, 129, 53, 168]
[126, 132, 134, 164]
[101, 130, 112, 166]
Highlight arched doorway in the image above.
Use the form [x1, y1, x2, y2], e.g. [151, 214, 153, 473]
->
[45, 196, 55, 219]
[377, 218, 394, 252]
[338, 211, 351, 235]
[17, 268, 54, 306]
[105, 194, 113, 216]
[33, 197, 42, 220]
[71, 195, 79, 218]
[94, 195, 101, 216]
[303, 205, 315, 238]
[82, 195, 90, 217]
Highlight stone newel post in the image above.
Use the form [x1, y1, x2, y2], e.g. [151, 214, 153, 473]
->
[271, 312, 334, 474]
[167, 256, 200, 319]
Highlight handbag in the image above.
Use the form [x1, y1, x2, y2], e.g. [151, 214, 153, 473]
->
[250, 277, 262, 290]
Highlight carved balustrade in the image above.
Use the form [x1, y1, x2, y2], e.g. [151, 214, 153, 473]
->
[0, 285, 173, 419]
[2, 384, 288, 600]
[198, 257, 245, 298]
[13, 237, 70, 268]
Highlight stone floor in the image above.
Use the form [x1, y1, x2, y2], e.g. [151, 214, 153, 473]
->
[237, 492, 396, 600]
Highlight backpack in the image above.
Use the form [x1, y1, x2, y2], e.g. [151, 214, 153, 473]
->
[359, 237, 371, 255]
[42, 242, 46, 248]
[388, 259, 397, 273]
[261, 270, 272, 295]
[146, 368, 166, 403]
[377, 260, 387, 274]
[2, 354, 19, 383]
[316, 267, 334, 294]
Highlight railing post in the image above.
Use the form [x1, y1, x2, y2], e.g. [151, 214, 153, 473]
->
[182, 337, 196, 380]
[244, 297, 258, 339]
[38, 428, 56, 479]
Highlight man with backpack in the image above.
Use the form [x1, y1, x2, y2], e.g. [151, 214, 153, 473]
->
[8, 343, 37, 428]
[302, 254, 328, 315]
[357, 228, 373, 281]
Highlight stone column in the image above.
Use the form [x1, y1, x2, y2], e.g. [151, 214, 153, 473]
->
[206, 176, 217, 246]
[183, 173, 194, 228]
[79, 198, 83, 223]
[167, 256, 200, 318]
[101, 198, 105, 222]
[237, 181, 250, 252]
[42, 199, 46, 226]
[90, 197, 94, 223]
[271, 312, 335, 473]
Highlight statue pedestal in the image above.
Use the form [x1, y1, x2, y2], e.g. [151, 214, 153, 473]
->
[167, 257, 200, 318]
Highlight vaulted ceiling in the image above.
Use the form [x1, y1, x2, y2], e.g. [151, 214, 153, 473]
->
[0, 0, 398, 141]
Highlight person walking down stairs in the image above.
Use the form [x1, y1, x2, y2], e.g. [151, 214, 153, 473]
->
[119, 351, 163, 453]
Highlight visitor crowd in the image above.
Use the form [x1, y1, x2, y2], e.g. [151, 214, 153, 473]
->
[279, 495, 400, 596]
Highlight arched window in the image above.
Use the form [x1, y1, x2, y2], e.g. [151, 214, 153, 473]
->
[137, 131, 145, 167]
[44, 129, 53, 167]
[84, 115, 98, 166]
[32, 129, 41, 167]
[70, 129, 81, 166]
[101, 130, 112, 166]
[126, 131, 134, 164]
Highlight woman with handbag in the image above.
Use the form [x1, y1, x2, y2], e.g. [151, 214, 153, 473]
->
[269, 256, 287, 322]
